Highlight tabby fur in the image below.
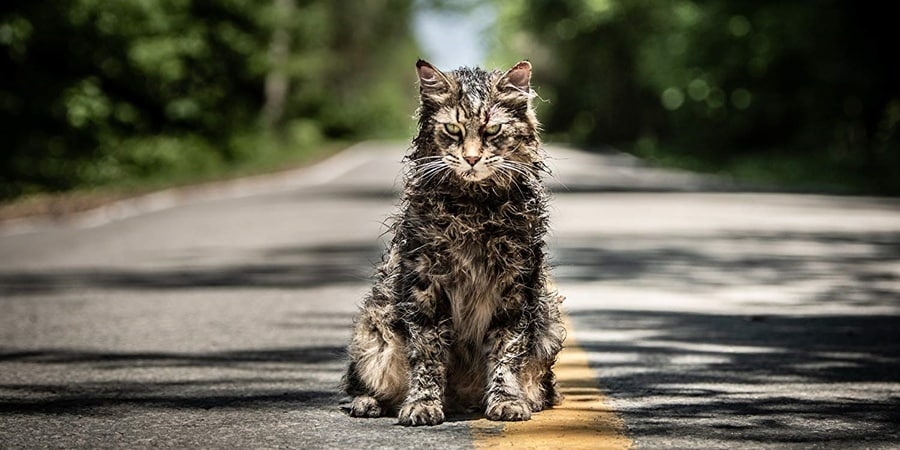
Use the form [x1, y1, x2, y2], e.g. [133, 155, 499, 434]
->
[343, 59, 566, 426]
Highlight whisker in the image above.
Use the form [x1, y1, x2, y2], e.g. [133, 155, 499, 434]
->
[420, 166, 446, 181]
[504, 159, 537, 171]
[406, 156, 447, 170]
[499, 163, 531, 179]
[415, 162, 445, 172]
[418, 164, 451, 184]
[439, 169, 453, 184]
[414, 161, 448, 175]
[410, 155, 446, 163]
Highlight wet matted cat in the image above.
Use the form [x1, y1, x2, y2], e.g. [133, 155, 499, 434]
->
[343, 60, 566, 426]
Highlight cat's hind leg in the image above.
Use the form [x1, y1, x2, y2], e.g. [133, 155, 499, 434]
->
[519, 308, 566, 412]
[343, 304, 409, 417]
[348, 394, 384, 418]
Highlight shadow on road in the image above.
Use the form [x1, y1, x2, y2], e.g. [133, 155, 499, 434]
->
[568, 310, 900, 444]
[554, 230, 900, 308]
[0, 240, 373, 419]
[0, 346, 345, 366]
[0, 242, 383, 296]
[0, 345, 349, 415]
[3, 182, 899, 445]
[554, 228, 900, 445]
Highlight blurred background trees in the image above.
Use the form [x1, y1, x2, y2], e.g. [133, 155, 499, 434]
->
[0, 0, 418, 199]
[2, 0, 898, 201]
[490, 0, 899, 193]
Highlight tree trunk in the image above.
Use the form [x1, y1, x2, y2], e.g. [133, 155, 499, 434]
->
[262, 0, 295, 130]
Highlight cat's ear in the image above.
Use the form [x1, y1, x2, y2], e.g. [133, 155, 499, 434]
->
[416, 59, 450, 97]
[499, 60, 532, 94]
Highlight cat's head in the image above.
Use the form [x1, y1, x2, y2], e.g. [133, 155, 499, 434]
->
[412, 60, 542, 185]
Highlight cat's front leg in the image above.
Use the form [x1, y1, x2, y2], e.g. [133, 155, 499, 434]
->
[484, 315, 532, 421]
[397, 280, 451, 426]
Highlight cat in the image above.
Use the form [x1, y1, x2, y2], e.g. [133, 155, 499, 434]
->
[342, 59, 566, 426]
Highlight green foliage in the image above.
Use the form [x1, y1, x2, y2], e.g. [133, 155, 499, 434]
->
[491, 0, 900, 194]
[0, 0, 419, 200]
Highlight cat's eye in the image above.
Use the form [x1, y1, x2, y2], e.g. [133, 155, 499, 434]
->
[484, 124, 502, 136]
[444, 123, 462, 136]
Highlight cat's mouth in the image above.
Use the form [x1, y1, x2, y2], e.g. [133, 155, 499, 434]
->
[459, 168, 492, 182]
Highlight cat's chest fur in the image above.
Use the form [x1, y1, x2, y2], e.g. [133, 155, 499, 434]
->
[404, 193, 539, 343]
[443, 238, 499, 343]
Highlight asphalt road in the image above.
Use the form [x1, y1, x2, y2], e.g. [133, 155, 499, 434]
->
[1, 142, 899, 448]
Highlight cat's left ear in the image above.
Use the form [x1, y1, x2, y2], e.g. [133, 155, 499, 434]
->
[499, 60, 532, 93]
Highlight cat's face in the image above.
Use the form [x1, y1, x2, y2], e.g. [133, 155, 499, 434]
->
[414, 60, 540, 185]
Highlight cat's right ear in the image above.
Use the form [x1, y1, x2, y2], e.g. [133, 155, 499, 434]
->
[416, 59, 450, 98]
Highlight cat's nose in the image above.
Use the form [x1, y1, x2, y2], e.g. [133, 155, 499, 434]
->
[463, 156, 481, 167]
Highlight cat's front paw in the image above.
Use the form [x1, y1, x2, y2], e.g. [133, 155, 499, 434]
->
[397, 400, 445, 426]
[348, 395, 384, 418]
[486, 399, 532, 421]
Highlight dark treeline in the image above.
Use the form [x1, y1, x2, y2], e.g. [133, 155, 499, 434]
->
[493, 0, 900, 193]
[4, 1, 898, 199]
[0, 0, 419, 200]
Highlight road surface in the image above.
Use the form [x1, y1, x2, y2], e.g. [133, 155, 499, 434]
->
[1, 142, 899, 448]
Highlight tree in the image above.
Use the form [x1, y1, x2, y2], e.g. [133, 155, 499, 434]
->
[0, 0, 420, 199]
[491, 0, 899, 192]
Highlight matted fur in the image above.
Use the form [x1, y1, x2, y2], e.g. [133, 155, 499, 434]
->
[343, 60, 566, 426]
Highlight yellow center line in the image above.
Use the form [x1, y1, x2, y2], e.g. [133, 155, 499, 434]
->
[472, 316, 632, 449]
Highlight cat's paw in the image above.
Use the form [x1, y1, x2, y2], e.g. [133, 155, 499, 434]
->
[348, 395, 384, 418]
[397, 400, 445, 426]
[486, 399, 532, 421]
[526, 397, 546, 412]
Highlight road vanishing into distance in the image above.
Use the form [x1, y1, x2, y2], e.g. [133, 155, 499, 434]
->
[2, 142, 899, 448]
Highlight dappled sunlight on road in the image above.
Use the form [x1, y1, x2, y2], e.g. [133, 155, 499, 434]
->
[548, 186, 900, 446]
[558, 240, 900, 446]
[555, 229, 900, 314]
[567, 309, 900, 446]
